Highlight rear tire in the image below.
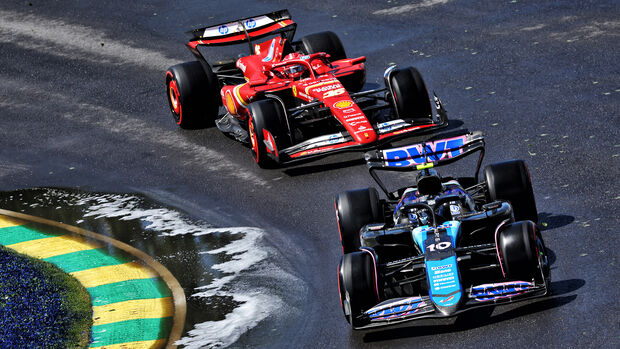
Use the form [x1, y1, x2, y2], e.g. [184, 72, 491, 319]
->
[300, 31, 364, 92]
[497, 220, 539, 280]
[335, 188, 382, 254]
[338, 251, 378, 329]
[247, 99, 290, 168]
[484, 160, 538, 222]
[388, 67, 433, 122]
[300, 31, 346, 61]
[165, 61, 220, 129]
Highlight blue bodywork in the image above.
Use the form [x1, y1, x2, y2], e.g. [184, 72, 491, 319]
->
[412, 221, 463, 313]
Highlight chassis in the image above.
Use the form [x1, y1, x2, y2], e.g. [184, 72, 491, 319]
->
[336, 131, 551, 329]
[165, 10, 448, 167]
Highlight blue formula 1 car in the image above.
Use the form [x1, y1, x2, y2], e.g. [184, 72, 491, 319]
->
[335, 131, 550, 329]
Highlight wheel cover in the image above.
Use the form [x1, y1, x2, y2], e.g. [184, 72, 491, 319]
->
[248, 116, 259, 163]
[168, 79, 182, 123]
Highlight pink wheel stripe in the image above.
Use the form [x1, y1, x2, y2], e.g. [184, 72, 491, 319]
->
[495, 220, 508, 278]
[361, 248, 380, 301]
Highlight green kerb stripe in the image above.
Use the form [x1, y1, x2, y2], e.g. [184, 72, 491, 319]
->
[44, 248, 132, 273]
[88, 278, 172, 306]
[0, 225, 60, 245]
[90, 317, 172, 347]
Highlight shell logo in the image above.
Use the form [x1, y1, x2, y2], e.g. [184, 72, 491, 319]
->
[333, 100, 354, 109]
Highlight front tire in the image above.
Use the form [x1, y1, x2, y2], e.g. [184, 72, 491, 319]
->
[247, 99, 289, 168]
[388, 67, 433, 122]
[165, 61, 219, 129]
[335, 188, 382, 254]
[338, 251, 378, 329]
[484, 160, 538, 222]
[497, 220, 540, 280]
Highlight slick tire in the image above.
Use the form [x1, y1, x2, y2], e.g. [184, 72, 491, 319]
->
[165, 61, 220, 129]
[388, 66, 433, 122]
[247, 99, 289, 168]
[484, 159, 538, 222]
[300, 31, 346, 61]
[335, 188, 382, 254]
[497, 220, 540, 280]
[338, 251, 378, 329]
[300, 31, 364, 91]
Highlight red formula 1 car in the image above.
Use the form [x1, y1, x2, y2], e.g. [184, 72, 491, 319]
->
[165, 10, 448, 167]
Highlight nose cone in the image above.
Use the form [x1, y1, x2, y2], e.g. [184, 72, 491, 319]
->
[329, 99, 377, 144]
[350, 127, 378, 144]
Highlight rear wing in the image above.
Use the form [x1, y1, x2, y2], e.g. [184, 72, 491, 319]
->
[365, 131, 485, 198]
[187, 9, 296, 48]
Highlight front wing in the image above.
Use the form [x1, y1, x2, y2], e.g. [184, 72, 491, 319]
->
[278, 117, 448, 163]
[353, 280, 548, 330]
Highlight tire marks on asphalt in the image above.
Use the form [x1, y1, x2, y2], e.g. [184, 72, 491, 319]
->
[0, 78, 270, 188]
[0, 9, 179, 70]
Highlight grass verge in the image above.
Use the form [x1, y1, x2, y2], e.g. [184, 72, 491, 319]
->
[0, 245, 92, 348]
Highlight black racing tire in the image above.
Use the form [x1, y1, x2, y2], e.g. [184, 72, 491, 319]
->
[300, 31, 346, 61]
[338, 251, 378, 329]
[388, 67, 433, 122]
[497, 220, 539, 280]
[484, 160, 538, 222]
[300, 31, 364, 91]
[165, 61, 220, 129]
[335, 188, 382, 254]
[247, 99, 290, 168]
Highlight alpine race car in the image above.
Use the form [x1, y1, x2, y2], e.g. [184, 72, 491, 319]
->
[165, 9, 448, 167]
[335, 131, 550, 329]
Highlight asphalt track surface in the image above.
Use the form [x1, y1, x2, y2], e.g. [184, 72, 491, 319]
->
[1, 0, 619, 348]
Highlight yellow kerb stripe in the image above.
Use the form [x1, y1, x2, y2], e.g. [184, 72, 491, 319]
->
[71, 262, 158, 288]
[7, 234, 101, 259]
[0, 215, 26, 228]
[90, 338, 167, 349]
[92, 297, 174, 326]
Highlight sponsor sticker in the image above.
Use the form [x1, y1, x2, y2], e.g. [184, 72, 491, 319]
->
[333, 100, 354, 109]
[313, 84, 340, 93]
[328, 134, 342, 144]
[345, 116, 365, 121]
[383, 135, 467, 167]
[244, 18, 256, 28]
[218, 25, 229, 35]
[237, 61, 247, 72]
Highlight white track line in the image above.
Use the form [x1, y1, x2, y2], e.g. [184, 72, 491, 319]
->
[373, 0, 451, 15]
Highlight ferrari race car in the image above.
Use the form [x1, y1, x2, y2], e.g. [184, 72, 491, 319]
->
[335, 131, 551, 329]
[165, 10, 447, 167]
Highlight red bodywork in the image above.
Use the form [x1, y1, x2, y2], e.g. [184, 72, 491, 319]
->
[182, 10, 447, 163]
[219, 36, 374, 144]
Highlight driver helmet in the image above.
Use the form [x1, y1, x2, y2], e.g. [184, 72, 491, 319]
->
[284, 64, 308, 79]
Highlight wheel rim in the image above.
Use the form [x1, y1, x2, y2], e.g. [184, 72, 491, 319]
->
[248, 116, 259, 163]
[168, 79, 182, 124]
